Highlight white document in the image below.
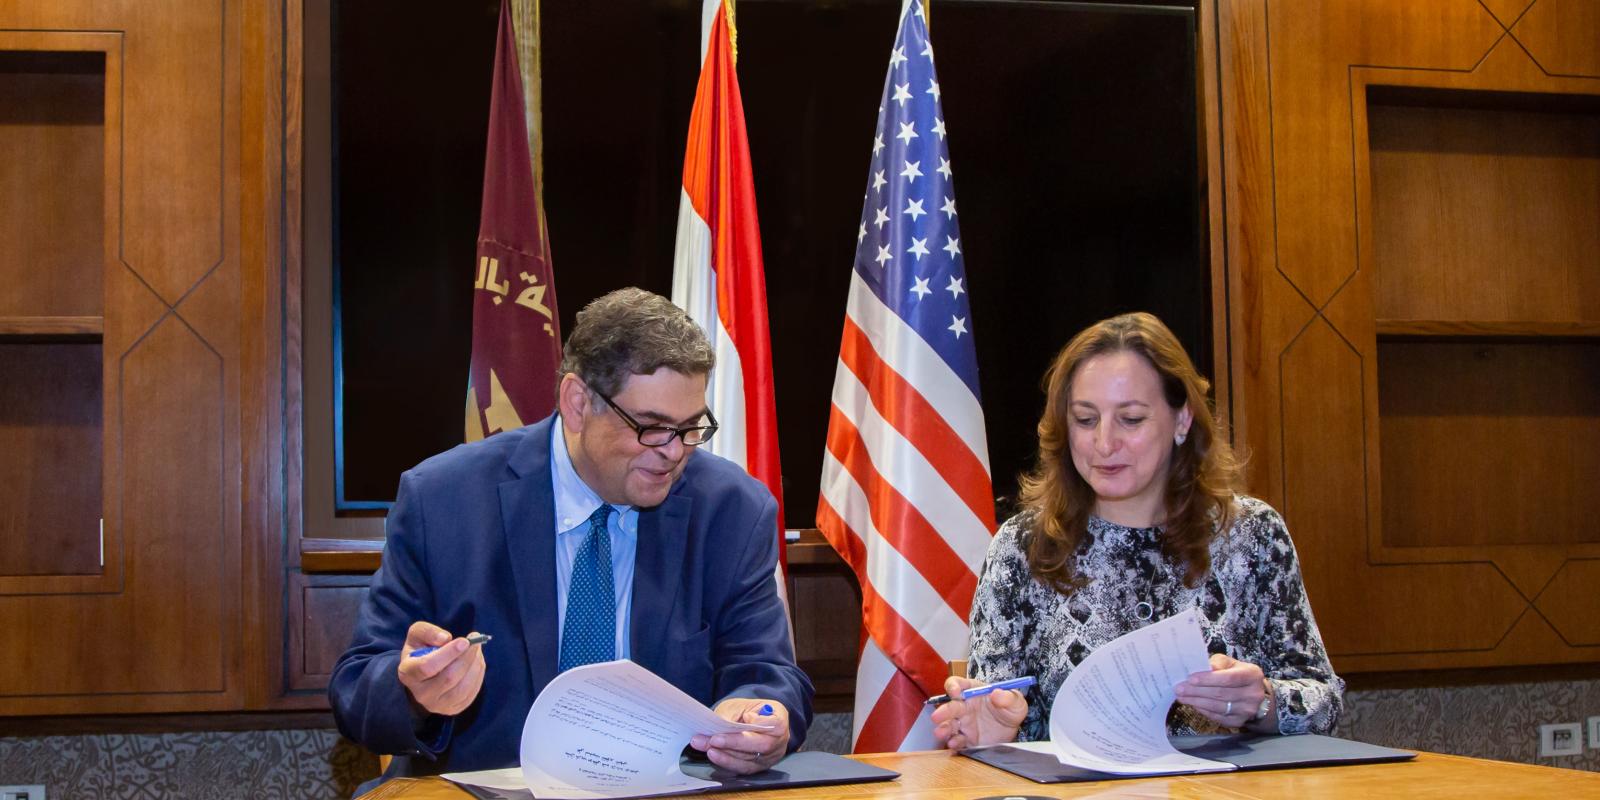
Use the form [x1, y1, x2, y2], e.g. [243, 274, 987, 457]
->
[441, 766, 526, 792]
[985, 609, 1235, 776]
[444, 659, 776, 799]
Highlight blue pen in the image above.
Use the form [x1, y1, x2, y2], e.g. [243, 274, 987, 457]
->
[925, 675, 1037, 705]
[410, 633, 491, 658]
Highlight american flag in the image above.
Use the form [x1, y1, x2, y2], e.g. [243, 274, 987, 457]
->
[817, 0, 997, 753]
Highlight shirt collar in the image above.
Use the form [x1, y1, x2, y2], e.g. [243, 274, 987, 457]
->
[550, 416, 634, 533]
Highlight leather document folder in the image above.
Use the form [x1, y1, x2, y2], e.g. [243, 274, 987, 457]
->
[963, 733, 1416, 783]
[453, 751, 900, 799]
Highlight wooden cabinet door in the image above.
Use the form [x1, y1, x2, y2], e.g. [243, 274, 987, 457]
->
[0, 2, 254, 713]
[1215, 0, 1600, 672]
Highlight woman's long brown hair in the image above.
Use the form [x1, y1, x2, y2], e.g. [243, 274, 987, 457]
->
[1018, 312, 1240, 593]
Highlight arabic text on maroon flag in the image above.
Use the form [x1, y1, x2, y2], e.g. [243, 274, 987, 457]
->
[466, 0, 561, 441]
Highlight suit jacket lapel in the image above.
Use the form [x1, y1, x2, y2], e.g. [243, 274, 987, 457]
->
[500, 416, 560, 697]
[631, 492, 690, 674]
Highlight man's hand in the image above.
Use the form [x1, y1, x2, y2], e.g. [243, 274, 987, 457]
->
[1174, 653, 1273, 730]
[691, 698, 790, 774]
[931, 676, 1027, 750]
[397, 621, 487, 717]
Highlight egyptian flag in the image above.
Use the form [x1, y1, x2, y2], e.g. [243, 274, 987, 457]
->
[670, 0, 788, 575]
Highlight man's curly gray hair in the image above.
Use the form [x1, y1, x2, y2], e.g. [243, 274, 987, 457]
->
[558, 287, 715, 397]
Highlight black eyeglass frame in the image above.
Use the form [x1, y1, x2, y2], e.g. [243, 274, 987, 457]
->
[596, 391, 719, 447]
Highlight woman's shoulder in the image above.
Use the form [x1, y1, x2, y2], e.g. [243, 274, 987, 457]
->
[1230, 494, 1282, 525]
[1219, 495, 1293, 547]
[992, 510, 1036, 551]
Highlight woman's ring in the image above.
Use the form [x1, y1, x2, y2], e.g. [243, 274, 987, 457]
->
[1225, 701, 1233, 715]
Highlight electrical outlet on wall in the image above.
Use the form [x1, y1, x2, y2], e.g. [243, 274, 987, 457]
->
[1589, 717, 1600, 750]
[0, 786, 46, 800]
[1540, 722, 1583, 757]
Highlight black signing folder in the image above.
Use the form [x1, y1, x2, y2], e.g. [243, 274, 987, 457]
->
[452, 751, 900, 800]
[962, 733, 1416, 783]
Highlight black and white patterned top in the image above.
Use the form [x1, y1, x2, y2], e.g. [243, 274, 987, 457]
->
[968, 495, 1344, 742]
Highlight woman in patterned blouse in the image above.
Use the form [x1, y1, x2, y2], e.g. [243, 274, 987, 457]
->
[931, 312, 1343, 749]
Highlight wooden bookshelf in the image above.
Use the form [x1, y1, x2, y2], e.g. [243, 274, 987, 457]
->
[0, 315, 104, 340]
[1375, 319, 1600, 340]
[0, 46, 107, 590]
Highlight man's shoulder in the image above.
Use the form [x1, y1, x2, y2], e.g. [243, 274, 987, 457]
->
[670, 451, 779, 566]
[404, 420, 547, 491]
[676, 449, 773, 507]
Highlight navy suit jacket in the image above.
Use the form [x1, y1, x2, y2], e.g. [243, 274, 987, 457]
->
[329, 415, 813, 776]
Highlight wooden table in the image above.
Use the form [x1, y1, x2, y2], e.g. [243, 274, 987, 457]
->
[358, 748, 1600, 799]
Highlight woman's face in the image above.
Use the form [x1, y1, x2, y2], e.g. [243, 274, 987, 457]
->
[1066, 351, 1192, 521]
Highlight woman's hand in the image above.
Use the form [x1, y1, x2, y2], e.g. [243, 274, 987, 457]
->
[1174, 653, 1275, 731]
[930, 676, 1028, 750]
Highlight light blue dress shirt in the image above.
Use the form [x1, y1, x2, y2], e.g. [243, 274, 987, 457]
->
[550, 419, 637, 659]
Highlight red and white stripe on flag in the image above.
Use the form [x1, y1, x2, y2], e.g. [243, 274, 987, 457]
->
[818, 0, 996, 753]
[671, 0, 788, 577]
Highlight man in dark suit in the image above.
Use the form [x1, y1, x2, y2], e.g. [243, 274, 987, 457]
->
[330, 288, 812, 778]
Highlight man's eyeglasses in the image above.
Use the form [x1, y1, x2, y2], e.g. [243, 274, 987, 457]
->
[597, 392, 719, 447]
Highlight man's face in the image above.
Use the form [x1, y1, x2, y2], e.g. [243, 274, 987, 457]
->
[563, 368, 710, 508]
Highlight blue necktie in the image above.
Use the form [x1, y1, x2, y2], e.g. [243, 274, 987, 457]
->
[559, 505, 615, 672]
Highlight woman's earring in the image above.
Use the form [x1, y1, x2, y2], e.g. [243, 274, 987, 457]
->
[1175, 431, 1187, 446]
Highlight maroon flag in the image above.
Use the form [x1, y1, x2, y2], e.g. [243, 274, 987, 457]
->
[467, 0, 560, 441]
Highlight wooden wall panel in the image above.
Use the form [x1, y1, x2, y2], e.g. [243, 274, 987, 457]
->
[302, 586, 367, 679]
[0, 0, 271, 714]
[0, 343, 102, 576]
[116, 2, 227, 305]
[1216, 0, 1600, 672]
[0, 52, 103, 318]
[1216, 0, 1302, 502]
[1513, 0, 1600, 78]
[291, 574, 372, 689]
[1277, 319, 1367, 633]
[1380, 341, 1600, 548]
[1263, 0, 1501, 312]
[1370, 101, 1600, 323]
[788, 556, 863, 713]
[1477, 0, 1534, 29]
[241, 0, 296, 711]
[0, 324, 230, 699]
[1539, 561, 1600, 646]
[0, 32, 124, 597]
[119, 319, 230, 694]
